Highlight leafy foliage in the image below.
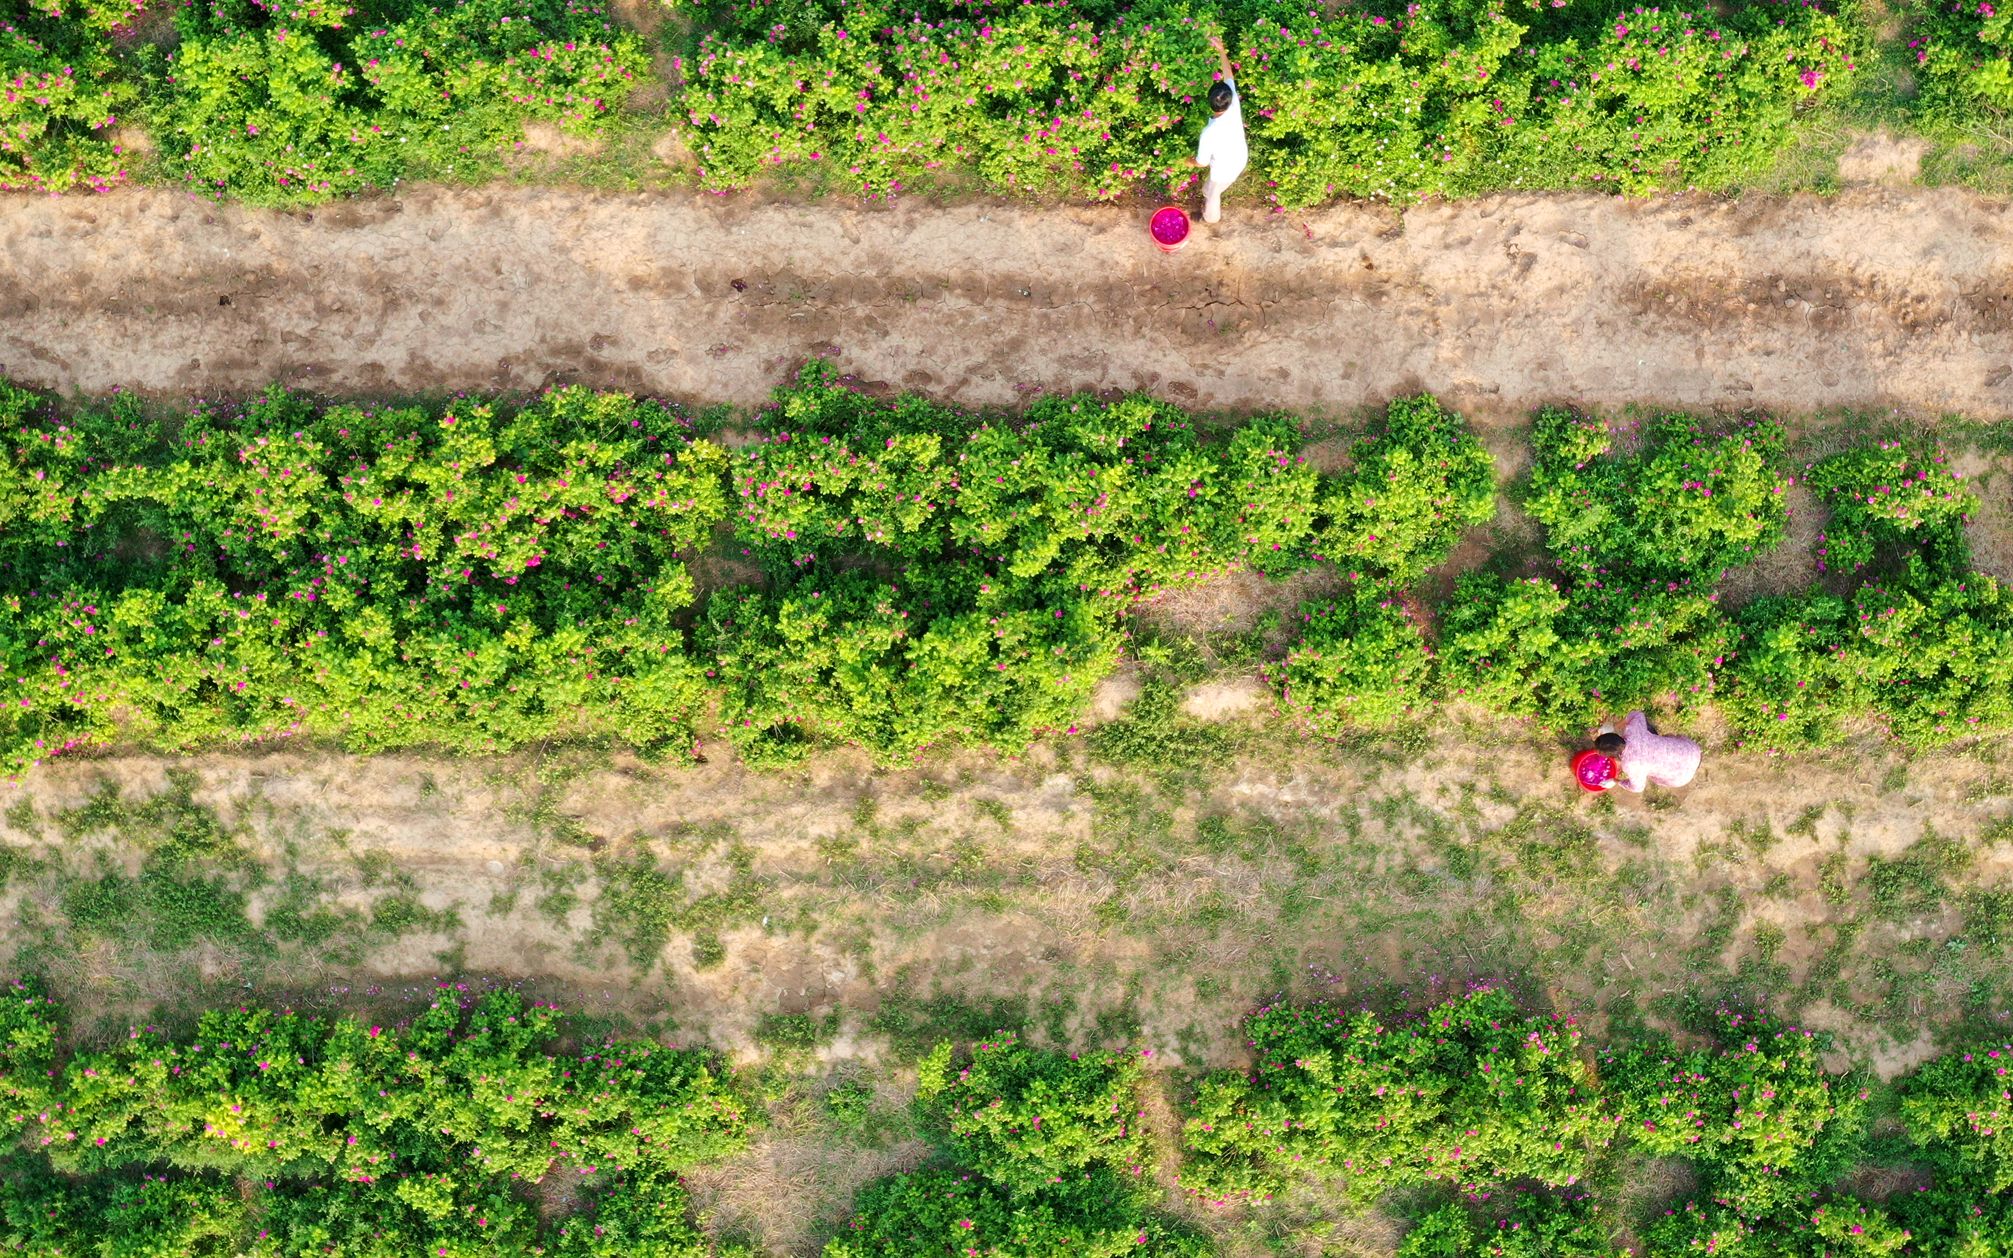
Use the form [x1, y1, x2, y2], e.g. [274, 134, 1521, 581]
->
[1725, 561, 2013, 748]
[52, 988, 746, 1179]
[1607, 1008, 1865, 1217]
[0, 977, 59, 1133]
[1437, 573, 1730, 727]
[680, 0, 1863, 204]
[822, 1166, 1208, 1258]
[1399, 1194, 1618, 1257]
[703, 362, 1324, 763]
[0, 984, 736, 1257]
[829, 1037, 1200, 1257]
[1312, 394, 1497, 583]
[156, 0, 648, 204]
[916, 1034, 1153, 1191]
[1905, 0, 2013, 117]
[1900, 1040, 2013, 1194]
[1270, 586, 1435, 733]
[0, 7, 134, 192]
[1180, 988, 1610, 1205]
[1524, 409, 1791, 585]
[1805, 439, 1977, 576]
[0, 383, 726, 777]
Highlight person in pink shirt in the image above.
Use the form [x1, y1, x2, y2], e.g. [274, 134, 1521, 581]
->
[1593, 710, 1701, 793]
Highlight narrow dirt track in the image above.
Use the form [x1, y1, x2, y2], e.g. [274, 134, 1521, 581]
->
[6, 184, 2013, 416]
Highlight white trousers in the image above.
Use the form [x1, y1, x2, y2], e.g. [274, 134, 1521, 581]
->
[1203, 178, 1226, 223]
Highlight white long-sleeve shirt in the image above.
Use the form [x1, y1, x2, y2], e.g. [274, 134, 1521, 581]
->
[1195, 79, 1247, 188]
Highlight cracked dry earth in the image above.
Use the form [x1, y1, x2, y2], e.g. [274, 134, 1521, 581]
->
[7, 183, 2013, 416]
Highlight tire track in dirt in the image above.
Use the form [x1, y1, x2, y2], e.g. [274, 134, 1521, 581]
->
[5, 184, 2013, 418]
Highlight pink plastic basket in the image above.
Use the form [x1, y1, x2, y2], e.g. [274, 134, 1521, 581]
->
[1150, 206, 1190, 252]
[1571, 750, 1615, 792]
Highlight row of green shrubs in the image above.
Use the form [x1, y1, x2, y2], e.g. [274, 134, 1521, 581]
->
[9, 981, 2013, 1255]
[8, 0, 2013, 204]
[2, 366, 2007, 776]
[682, 0, 1862, 203]
[1, 0, 648, 201]
[1276, 414, 2010, 747]
[0, 978, 742, 1255]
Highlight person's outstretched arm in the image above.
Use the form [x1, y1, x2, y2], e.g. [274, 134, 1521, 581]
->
[1210, 33, 1235, 85]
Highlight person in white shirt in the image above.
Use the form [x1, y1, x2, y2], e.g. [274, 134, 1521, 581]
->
[1193, 35, 1246, 225]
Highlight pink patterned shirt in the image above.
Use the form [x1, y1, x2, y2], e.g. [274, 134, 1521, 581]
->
[1617, 710, 1701, 791]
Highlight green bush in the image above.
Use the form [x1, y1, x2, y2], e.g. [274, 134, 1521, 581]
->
[821, 1166, 1209, 1258]
[1905, 0, 2013, 117]
[1805, 440, 1976, 576]
[0, 977, 60, 1134]
[1723, 592, 1867, 751]
[916, 1035, 1154, 1193]
[1900, 1040, 2013, 1194]
[1180, 989, 1610, 1205]
[1892, 1187, 2013, 1258]
[1399, 1194, 1617, 1257]
[155, 0, 649, 204]
[1313, 395, 1497, 583]
[1269, 586, 1435, 733]
[702, 572, 1121, 765]
[1852, 564, 2013, 744]
[0, 9, 133, 192]
[826, 1035, 1201, 1256]
[54, 988, 746, 1180]
[1524, 409, 1790, 584]
[705, 363, 1325, 763]
[0, 981, 738, 1257]
[1607, 1009, 1865, 1217]
[1642, 1196, 1912, 1257]
[0, 1158, 708, 1257]
[1437, 574, 1730, 728]
[0, 384, 727, 777]
[679, 0, 1863, 204]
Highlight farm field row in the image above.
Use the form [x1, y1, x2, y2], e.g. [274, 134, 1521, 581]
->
[7, 968, 2013, 1257]
[9, 0, 2013, 205]
[0, 353, 2010, 1248]
[3, 358, 2010, 774]
[3, 722, 2012, 1255]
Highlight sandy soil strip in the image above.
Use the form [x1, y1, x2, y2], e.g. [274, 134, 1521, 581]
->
[4, 184, 2012, 417]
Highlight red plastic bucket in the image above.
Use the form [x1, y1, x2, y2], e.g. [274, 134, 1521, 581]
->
[1571, 750, 1615, 792]
[1150, 206, 1190, 253]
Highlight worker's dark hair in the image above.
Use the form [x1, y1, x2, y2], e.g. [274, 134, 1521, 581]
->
[1594, 732, 1625, 756]
[1208, 81, 1234, 114]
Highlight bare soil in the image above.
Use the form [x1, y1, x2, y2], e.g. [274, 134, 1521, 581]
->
[10, 185, 2013, 417]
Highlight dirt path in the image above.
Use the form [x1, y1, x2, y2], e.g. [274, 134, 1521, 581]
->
[6, 184, 2013, 416]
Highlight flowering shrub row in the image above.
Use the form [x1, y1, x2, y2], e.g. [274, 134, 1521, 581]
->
[0, 0, 647, 204]
[828, 1035, 1206, 1256]
[0, 4, 133, 193]
[1523, 408, 1792, 585]
[0, 977, 741, 1255]
[3, 371, 2008, 770]
[158, 0, 650, 203]
[679, 0, 1864, 203]
[0, 380, 728, 778]
[1181, 989, 1612, 1205]
[1397, 1193, 1614, 1257]
[1280, 410, 2011, 750]
[701, 366, 1476, 764]
[1181, 989, 2013, 1257]
[12, 979, 2013, 1254]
